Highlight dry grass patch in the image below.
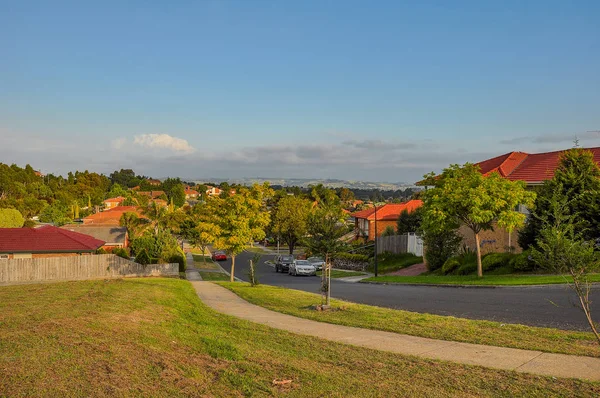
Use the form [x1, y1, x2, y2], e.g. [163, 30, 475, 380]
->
[0, 278, 598, 397]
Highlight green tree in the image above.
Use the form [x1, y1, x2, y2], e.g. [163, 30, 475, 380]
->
[107, 183, 127, 198]
[212, 184, 272, 282]
[530, 193, 600, 344]
[120, 211, 146, 238]
[272, 195, 312, 254]
[162, 178, 186, 207]
[0, 208, 25, 227]
[396, 207, 423, 234]
[422, 164, 535, 277]
[519, 148, 600, 249]
[39, 201, 71, 226]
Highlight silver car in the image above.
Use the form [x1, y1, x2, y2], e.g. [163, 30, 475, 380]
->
[289, 259, 317, 276]
[307, 256, 325, 271]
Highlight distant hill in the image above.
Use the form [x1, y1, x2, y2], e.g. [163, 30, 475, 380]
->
[190, 177, 416, 191]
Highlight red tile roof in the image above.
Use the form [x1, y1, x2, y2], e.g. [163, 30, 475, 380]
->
[103, 196, 126, 203]
[0, 225, 105, 253]
[82, 206, 144, 225]
[475, 147, 600, 184]
[352, 200, 423, 221]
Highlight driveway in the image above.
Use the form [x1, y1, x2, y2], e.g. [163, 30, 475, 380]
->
[218, 250, 600, 331]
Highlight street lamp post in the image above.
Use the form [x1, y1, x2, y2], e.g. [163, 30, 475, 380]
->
[374, 205, 378, 277]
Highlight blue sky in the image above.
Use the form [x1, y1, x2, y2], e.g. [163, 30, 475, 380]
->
[1, 1, 599, 183]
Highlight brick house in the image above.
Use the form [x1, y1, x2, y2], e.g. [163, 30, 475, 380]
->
[103, 196, 126, 210]
[0, 225, 105, 259]
[184, 186, 199, 199]
[440, 147, 600, 254]
[352, 200, 423, 241]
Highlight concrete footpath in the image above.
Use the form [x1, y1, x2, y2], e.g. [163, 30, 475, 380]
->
[191, 281, 600, 381]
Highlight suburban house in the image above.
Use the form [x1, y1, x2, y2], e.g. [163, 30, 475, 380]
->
[435, 147, 600, 254]
[82, 206, 144, 225]
[150, 198, 168, 207]
[62, 225, 128, 250]
[147, 179, 161, 186]
[0, 225, 105, 259]
[473, 148, 600, 186]
[352, 200, 423, 241]
[103, 196, 125, 209]
[184, 186, 199, 199]
[205, 186, 222, 197]
[137, 190, 165, 199]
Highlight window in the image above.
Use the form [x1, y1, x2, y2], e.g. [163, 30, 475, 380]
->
[0, 254, 9, 260]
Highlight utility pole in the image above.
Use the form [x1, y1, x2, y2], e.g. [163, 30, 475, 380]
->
[374, 204, 378, 277]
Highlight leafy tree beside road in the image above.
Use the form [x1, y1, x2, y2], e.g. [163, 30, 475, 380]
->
[211, 184, 273, 282]
[271, 195, 312, 254]
[422, 164, 535, 278]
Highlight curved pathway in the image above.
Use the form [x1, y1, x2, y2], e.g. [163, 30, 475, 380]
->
[192, 281, 600, 381]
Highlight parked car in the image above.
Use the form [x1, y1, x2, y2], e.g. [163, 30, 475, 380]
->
[289, 259, 317, 276]
[274, 254, 294, 273]
[307, 256, 325, 271]
[211, 251, 227, 261]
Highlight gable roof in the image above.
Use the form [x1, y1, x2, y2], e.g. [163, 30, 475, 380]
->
[474, 147, 600, 184]
[0, 225, 105, 253]
[62, 225, 127, 245]
[352, 200, 423, 221]
[103, 196, 126, 203]
[82, 206, 144, 225]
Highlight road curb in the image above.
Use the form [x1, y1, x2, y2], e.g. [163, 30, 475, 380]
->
[357, 281, 585, 289]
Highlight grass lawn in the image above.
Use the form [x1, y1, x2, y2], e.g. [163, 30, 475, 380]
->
[1, 281, 598, 396]
[245, 246, 269, 254]
[366, 252, 423, 274]
[361, 273, 600, 286]
[317, 270, 367, 278]
[219, 282, 600, 359]
[199, 271, 230, 281]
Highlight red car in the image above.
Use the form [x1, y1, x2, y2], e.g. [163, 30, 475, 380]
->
[211, 251, 227, 261]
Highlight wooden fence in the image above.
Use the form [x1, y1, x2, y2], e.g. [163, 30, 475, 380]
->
[377, 233, 424, 256]
[0, 254, 178, 286]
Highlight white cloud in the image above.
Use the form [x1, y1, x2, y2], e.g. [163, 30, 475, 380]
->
[132, 134, 195, 153]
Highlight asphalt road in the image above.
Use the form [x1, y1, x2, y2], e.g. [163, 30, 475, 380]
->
[218, 250, 600, 331]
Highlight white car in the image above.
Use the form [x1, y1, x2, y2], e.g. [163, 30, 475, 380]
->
[307, 256, 325, 271]
[289, 259, 317, 276]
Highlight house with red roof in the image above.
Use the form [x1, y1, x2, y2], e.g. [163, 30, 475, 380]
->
[470, 147, 600, 186]
[0, 225, 105, 259]
[352, 200, 423, 241]
[103, 196, 126, 210]
[184, 186, 199, 199]
[82, 206, 145, 226]
[426, 147, 600, 254]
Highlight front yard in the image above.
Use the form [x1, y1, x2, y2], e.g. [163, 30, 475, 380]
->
[1, 279, 598, 396]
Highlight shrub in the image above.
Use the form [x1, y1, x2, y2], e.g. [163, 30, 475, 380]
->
[423, 229, 462, 271]
[442, 257, 460, 274]
[332, 252, 369, 262]
[95, 247, 108, 255]
[481, 253, 513, 272]
[510, 250, 535, 272]
[113, 247, 130, 259]
[162, 249, 187, 272]
[382, 226, 396, 237]
[456, 261, 477, 275]
[135, 249, 152, 265]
